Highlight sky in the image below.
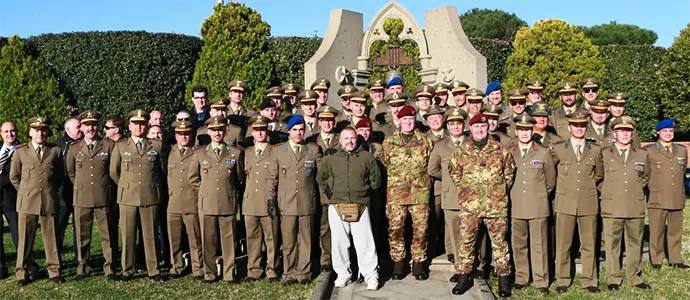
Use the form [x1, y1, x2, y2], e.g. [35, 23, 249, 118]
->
[1, 0, 688, 47]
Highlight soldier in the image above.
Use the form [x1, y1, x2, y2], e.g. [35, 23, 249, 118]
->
[482, 103, 512, 145]
[552, 111, 604, 294]
[11, 117, 65, 286]
[486, 81, 511, 122]
[381, 105, 432, 281]
[367, 79, 387, 120]
[258, 98, 288, 134]
[242, 116, 281, 283]
[501, 88, 529, 138]
[449, 80, 469, 111]
[266, 85, 292, 123]
[424, 105, 447, 143]
[196, 97, 244, 147]
[386, 77, 404, 94]
[227, 80, 257, 131]
[166, 120, 203, 280]
[424, 104, 447, 259]
[335, 85, 357, 128]
[282, 83, 300, 115]
[345, 91, 369, 130]
[298, 90, 320, 137]
[413, 84, 435, 126]
[586, 99, 615, 147]
[526, 80, 546, 105]
[646, 119, 689, 269]
[311, 78, 331, 109]
[449, 113, 514, 297]
[606, 92, 641, 147]
[434, 82, 451, 110]
[109, 109, 166, 282]
[373, 92, 408, 137]
[580, 78, 600, 110]
[271, 115, 322, 285]
[549, 82, 583, 140]
[188, 116, 244, 283]
[529, 102, 563, 147]
[599, 116, 651, 291]
[465, 88, 486, 121]
[428, 107, 468, 281]
[66, 111, 116, 281]
[507, 114, 556, 295]
[317, 127, 382, 290]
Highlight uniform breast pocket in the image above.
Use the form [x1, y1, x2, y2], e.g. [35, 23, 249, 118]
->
[22, 164, 34, 176]
[122, 159, 132, 171]
[559, 162, 571, 175]
[281, 165, 288, 178]
[168, 163, 176, 172]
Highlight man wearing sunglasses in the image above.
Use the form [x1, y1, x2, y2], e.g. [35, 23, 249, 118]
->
[549, 82, 583, 140]
[501, 88, 529, 138]
[580, 78, 600, 111]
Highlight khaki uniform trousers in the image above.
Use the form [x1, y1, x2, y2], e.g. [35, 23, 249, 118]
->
[120, 204, 159, 277]
[75, 206, 114, 275]
[167, 213, 203, 276]
[282, 215, 312, 281]
[201, 214, 236, 281]
[603, 217, 644, 286]
[556, 214, 598, 288]
[319, 205, 331, 266]
[444, 210, 461, 271]
[512, 218, 549, 288]
[245, 215, 279, 279]
[648, 208, 684, 265]
[16, 213, 61, 280]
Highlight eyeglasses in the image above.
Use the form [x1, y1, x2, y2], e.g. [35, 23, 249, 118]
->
[177, 117, 190, 121]
[583, 88, 599, 93]
[193, 96, 206, 100]
[104, 126, 117, 130]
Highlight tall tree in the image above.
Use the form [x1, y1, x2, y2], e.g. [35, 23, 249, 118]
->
[659, 24, 690, 131]
[459, 8, 528, 41]
[581, 21, 658, 45]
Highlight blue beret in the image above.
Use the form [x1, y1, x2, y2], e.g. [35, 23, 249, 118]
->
[287, 114, 305, 130]
[485, 81, 502, 94]
[656, 119, 675, 131]
[385, 77, 403, 89]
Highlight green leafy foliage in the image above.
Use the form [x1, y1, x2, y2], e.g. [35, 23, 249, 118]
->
[600, 45, 665, 141]
[468, 37, 513, 82]
[0, 37, 8, 54]
[0, 36, 69, 142]
[26, 31, 201, 126]
[368, 18, 421, 91]
[659, 24, 690, 131]
[186, 2, 273, 109]
[505, 19, 606, 107]
[268, 36, 322, 87]
[459, 8, 527, 41]
[582, 21, 658, 45]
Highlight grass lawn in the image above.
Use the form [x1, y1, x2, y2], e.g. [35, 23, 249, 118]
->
[0, 219, 314, 299]
[487, 201, 690, 299]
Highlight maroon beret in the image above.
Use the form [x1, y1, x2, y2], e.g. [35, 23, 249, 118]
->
[355, 118, 373, 129]
[396, 105, 416, 119]
[469, 113, 489, 126]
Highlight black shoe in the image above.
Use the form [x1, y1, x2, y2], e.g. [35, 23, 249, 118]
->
[17, 279, 30, 287]
[475, 269, 490, 280]
[298, 279, 310, 285]
[449, 274, 460, 283]
[242, 277, 258, 283]
[539, 287, 549, 295]
[52, 276, 66, 284]
[194, 275, 205, 281]
[451, 274, 471, 295]
[149, 275, 165, 282]
[584, 286, 600, 293]
[74, 274, 89, 281]
[607, 284, 620, 291]
[672, 263, 690, 269]
[0, 269, 8, 280]
[119, 275, 133, 282]
[513, 283, 527, 290]
[447, 254, 455, 263]
[283, 279, 298, 285]
[268, 277, 280, 283]
[635, 283, 651, 290]
[106, 274, 118, 281]
[651, 264, 662, 269]
[320, 264, 332, 272]
[555, 286, 568, 293]
[391, 261, 405, 280]
[169, 273, 182, 279]
[412, 262, 428, 281]
[498, 276, 512, 297]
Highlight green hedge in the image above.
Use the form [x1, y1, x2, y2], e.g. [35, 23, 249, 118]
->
[26, 31, 202, 126]
[468, 37, 513, 83]
[268, 36, 322, 87]
[0, 37, 8, 52]
[600, 45, 665, 141]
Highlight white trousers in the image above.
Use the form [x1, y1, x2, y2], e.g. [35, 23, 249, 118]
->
[328, 205, 378, 281]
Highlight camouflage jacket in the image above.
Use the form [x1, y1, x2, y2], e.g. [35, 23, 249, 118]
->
[449, 138, 515, 218]
[381, 129, 432, 205]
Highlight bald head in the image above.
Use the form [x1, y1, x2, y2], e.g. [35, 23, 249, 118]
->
[1, 122, 17, 146]
[65, 118, 82, 140]
[176, 111, 191, 121]
[150, 110, 163, 126]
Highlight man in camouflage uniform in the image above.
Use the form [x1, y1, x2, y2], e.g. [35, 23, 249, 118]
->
[381, 105, 432, 281]
[449, 113, 515, 297]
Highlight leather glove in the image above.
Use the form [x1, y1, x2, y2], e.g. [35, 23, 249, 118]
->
[268, 199, 279, 217]
[324, 185, 333, 200]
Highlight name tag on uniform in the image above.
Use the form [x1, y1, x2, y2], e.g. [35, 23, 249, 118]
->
[530, 160, 543, 165]
[677, 157, 685, 165]
[97, 152, 109, 157]
[146, 150, 158, 156]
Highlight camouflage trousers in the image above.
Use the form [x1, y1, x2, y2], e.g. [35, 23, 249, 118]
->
[457, 214, 510, 276]
[386, 204, 428, 263]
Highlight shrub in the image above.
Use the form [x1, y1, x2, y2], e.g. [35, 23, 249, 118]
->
[0, 36, 69, 142]
[659, 24, 690, 131]
[268, 36, 322, 88]
[459, 8, 527, 41]
[468, 37, 513, 83]
[582, 21, 658, 45]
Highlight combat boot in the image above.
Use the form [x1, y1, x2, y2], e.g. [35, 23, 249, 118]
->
[391, 261, 405, 280]
[412, 262, 428, 280]
[451, 273, 471, 295]
[498, 276, 512, 297]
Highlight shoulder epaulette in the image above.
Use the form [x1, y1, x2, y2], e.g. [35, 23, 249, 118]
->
[643, 143, 654, 149]
[16, 143, 27, 149]
[552, 140, 567, 146]
[676, 143, 687, 149]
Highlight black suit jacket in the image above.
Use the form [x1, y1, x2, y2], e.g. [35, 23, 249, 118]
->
[55, 134, 81, 206]
[0, 149, 17, 212]
[191, 108, 210, 130]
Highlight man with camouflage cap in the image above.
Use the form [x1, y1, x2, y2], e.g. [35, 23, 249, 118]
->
[165, 120, 203, 280]
[196, 97, 244, 147]
[66, 110, 117, 281]
[227, 79, 257, 130]
[428, 107, 468, 281]
[586, 99, 615, 147]
[311, 78, 331, 109]
[551, 111, 604, 294]
[599, 116, 651, 291]
[549, 82, 583, 140]
[109, 109, 166, 282]
[528, 102, 563, 147]
[580, 78, 600, 110]
[507, 114, 556, 295]
[449, 80, 469, 111]
[11, 116, 65, 286]
[449, 113, 515, 297]
[606, 92, 641, 147]
[381, 105, 433, 281]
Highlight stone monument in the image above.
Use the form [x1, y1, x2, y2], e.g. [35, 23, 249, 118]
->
[304, 0, 487, 107]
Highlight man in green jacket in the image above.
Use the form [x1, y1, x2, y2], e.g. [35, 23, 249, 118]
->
[317, 127, 381, 290]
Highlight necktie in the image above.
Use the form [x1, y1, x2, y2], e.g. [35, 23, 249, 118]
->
[293, 145, 300, 159]
[665, 145, 671, 153]
[620, 149, 627, 162]
[36, 146, 42, 159]
[325, 138, 330, 146]
[307, 122, 313, 131]
[597, 128, 603, 136]
[521, 148, 528, 157]
[180, 147, 186, 156]
[575, 145, 582, 161]
[0, 148, 11, 171]
[214, 147, 221, 158]
[256, 148, 262, 157]
[136, 141, 142, 152]
[88, 143, 94, 155]
[437, 134, 442, 140]
[454, 141, 460, 148]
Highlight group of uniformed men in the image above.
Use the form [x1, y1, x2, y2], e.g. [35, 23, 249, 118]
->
[1, 75, 687, 298]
